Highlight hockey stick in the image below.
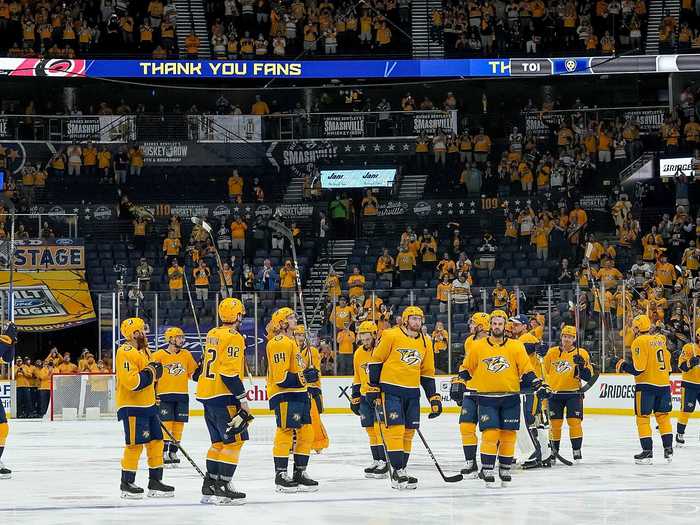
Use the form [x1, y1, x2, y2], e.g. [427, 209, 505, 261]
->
[372, 403, 396, 487]
[192, 217, 255, 389]
[415, 429, 464, 483]
[268, 220, 313, 354]
[182, 269, 204, 351]
[159, 422, 206, 478]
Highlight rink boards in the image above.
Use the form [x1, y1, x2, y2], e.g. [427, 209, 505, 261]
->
[1, 374, 698, 417]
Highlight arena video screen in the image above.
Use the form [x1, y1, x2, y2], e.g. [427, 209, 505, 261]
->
[320, 168, 396, 189]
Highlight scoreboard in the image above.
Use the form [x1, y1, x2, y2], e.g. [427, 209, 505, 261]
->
[1, 54, 699, 79]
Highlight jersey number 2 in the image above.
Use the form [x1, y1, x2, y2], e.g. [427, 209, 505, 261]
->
[204, 348, 217, 380]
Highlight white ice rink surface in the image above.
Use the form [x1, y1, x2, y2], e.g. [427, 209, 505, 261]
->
[2, 414, 700, 525]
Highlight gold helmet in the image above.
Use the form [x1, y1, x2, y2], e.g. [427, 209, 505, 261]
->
[490, 309, 508, 322]
[120, 317, 145, 339]
[164, 326, 184, 343]
[270, 307, 296, 332]
[358, 321, 378, 334]
[218, 298, 245, 323]
[561, 325, 577, 338]
[401, 306, 424, 323]
[470, 312, 490, 332]
[632, 314, 652, 333]
[293, 325, 306, 335]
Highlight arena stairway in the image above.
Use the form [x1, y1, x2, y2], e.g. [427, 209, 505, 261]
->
[411, 0, 445, 58]
[175, 0, 212, 58]
[397, 172, 428, 199]
[303, 239, 355, 335]
[645, 0, 681, 54]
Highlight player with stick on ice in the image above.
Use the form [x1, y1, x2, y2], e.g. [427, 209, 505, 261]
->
[367, 306, 443, 490]
[116, 317, 174, 499]
[676, 328, 700, 445]
[0, 323, 16, 480]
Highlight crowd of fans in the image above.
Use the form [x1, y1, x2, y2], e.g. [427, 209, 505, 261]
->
[0, 0, 185, 59]
[439, 0, 648, 56]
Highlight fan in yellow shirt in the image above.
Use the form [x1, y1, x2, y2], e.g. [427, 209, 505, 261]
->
[294, 325, 328, 453]
[367, 306, 441, 489]
[152, 327, 198, 468]
[116, 317, 174, 498]
[615, 314, 673, 463]
[266, 307, 320, 492]
[196, 298, 252, 504]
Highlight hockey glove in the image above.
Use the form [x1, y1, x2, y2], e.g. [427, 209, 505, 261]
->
[350, 396, 361, 416]
[365, 386, 380, 405]
[4, 322, 17, 344]
[535, 383, 552, 400]
[689, 356, 700, 368]
[572, 354, 585, 366]
[450, 379, 466, 406]
[428, 394, 443, 419]
[226, 408, 254, 435]
[303, 367, 320, 384]
[615, 359, 634, 375]
[148, 361, 163, 380]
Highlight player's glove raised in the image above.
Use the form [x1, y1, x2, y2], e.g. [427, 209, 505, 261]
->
[428, 394, 443, 419]
[615, 359, 634, 375]
[303, 367, 320, 384]
[350, 396, 361, 416]
[147, 361, 163, 380]
[450, 379, 466, 406]
[4, 322, 17, 344]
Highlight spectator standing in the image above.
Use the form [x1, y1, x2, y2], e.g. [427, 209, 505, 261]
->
[167, 259, 184, 301]
[193, 260, 211, 301]
[128, 143, 144, 178]
[66, 143, 82, 176]
[113, 146, 128, 185]
[230, 216, 247, 253]
[135, 257, 153, 291]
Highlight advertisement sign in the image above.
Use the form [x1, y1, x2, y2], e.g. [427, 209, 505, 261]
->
[0, 380, 11, 417]
[321, 115, 365, 138]
[142, 141, 189, 164]
[64, 116, 134, 142]
[0, 270, 95, 332]
[8, 239, 85, 270]
[659, 157, 694, 179]
[320, 168, 396, 189]
[0, 117, 12, 139]
[411, 111, 458, 134]
[622, 109, 665, 134]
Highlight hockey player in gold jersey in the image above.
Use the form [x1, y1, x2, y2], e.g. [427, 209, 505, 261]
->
[196, 298, 252, 505]
[0, 323, 17, 479]
[616, 314, 673, 463]
[543, 325, 593, 464]
[450, 312, 489, 478]
[350, 321, 388, 478]
[457, 310, 549, 488]
[675, 328, 700, 445]
[152, 327, 198, 467]
[266, 307, 320, 493]
[116, 317, 174, 499]
[294, 325, 329, 453]
[367, 306, 442, 490]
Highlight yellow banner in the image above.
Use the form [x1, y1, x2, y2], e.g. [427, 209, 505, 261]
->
[0, 270, 95, 332]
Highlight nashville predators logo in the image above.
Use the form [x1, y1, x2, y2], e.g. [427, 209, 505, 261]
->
[397, 348, 422, 366]
[165, 363, 185, 376]
[160, 408, 168, 416]
[361, 362, 369, 375]
[480, 414, 490, 423]
[389, 411, 399, 420]
[142, 430, 150, 439]
[292, 413, 301, 422]
[554, 360, 572, 374]
[482, 356, 510, 373]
